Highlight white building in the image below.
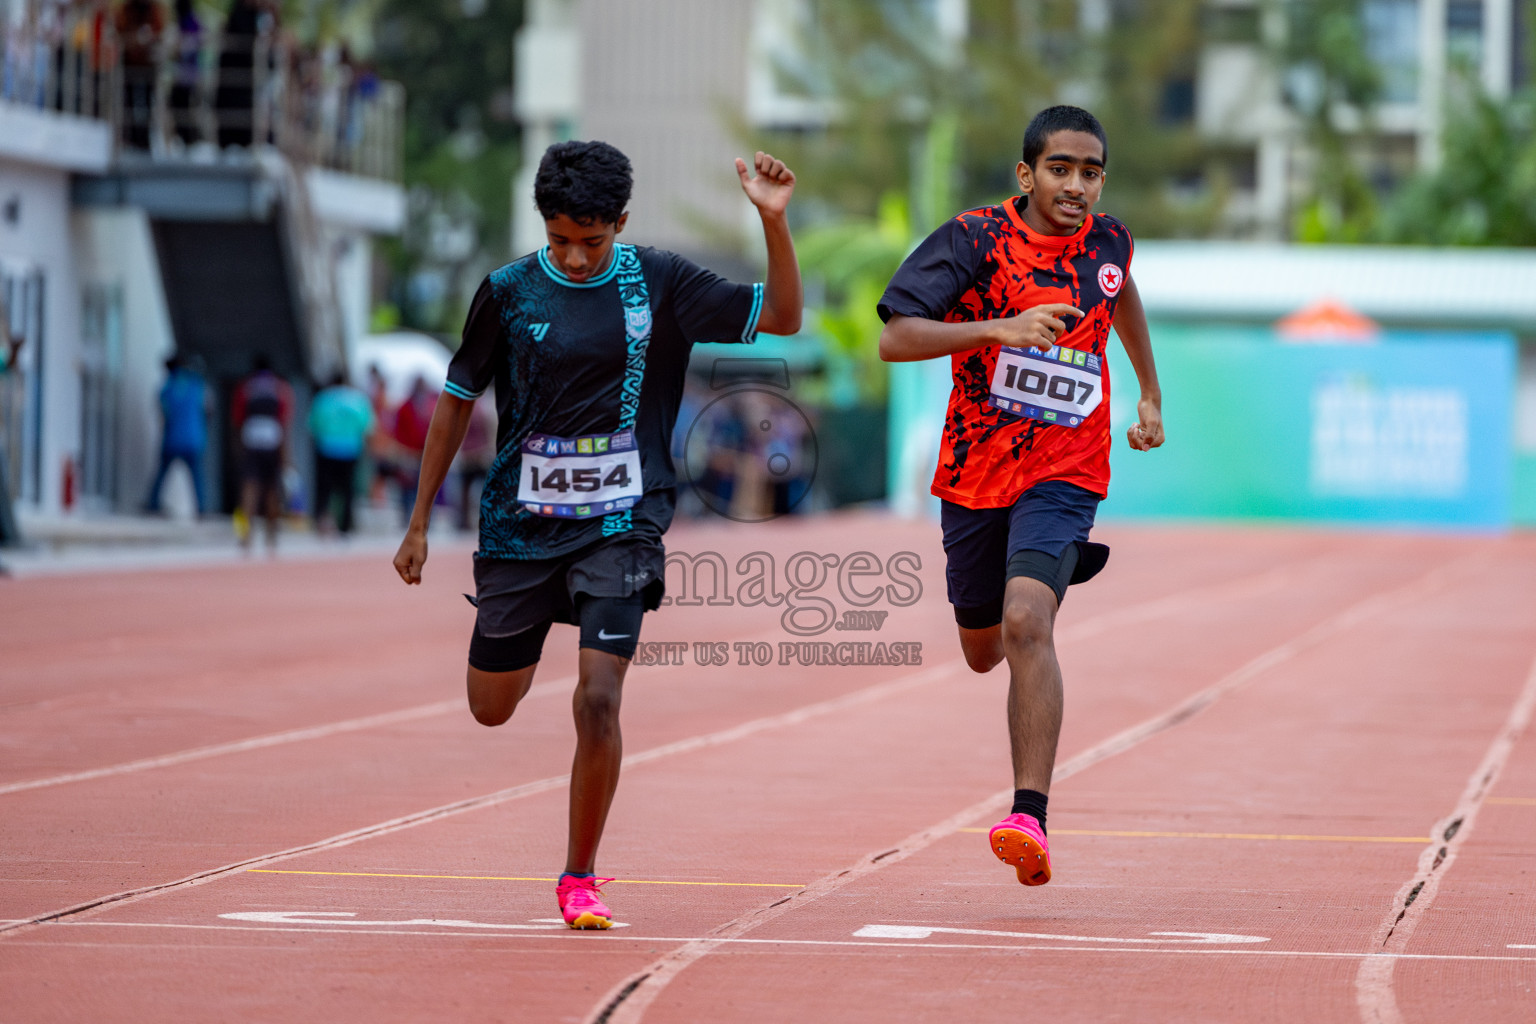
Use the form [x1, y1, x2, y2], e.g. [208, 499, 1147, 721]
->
[0, 3, 404, 525]
[0, 60, 114, 520]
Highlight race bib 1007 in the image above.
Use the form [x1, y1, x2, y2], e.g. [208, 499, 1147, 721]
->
[988, 345, 1104, 428]
[518, 429, 643, 518]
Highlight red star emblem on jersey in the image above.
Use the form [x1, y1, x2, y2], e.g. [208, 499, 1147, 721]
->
[1098, 263, 1124, 296]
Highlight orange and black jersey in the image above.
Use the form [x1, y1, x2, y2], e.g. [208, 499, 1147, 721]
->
[878, 198, 1134, 508]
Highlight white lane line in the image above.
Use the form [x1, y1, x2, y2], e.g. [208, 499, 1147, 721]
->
[584, 551, 1482, 1024]
[218, 914, 1256, 944]
[1355, 648, 1536, 1024]
[18, 919, 1536, 964]
[0, 661, 962, 939]
[0, 620, 805, 798]
[1, 550, 1314, 800]
[219, 911, 628, 930]
[0, 676, 567, 798]
[0, 558, 1310, 798]
[852, 924, 1267, 944]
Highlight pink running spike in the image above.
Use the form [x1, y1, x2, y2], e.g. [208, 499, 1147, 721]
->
[555, 874, 616, 929]
[989, 813, 1052, 885]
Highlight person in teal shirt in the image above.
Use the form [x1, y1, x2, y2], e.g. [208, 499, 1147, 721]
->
[309, 370, 375, 535]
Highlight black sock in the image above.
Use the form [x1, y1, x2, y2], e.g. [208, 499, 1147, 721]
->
[1011, 789, 1048, 833]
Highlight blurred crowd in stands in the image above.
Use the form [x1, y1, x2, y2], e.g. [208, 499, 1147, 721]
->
[145, 355, 498, 549]
[2, 0, 400, 177]
[144, 356, 818, 547]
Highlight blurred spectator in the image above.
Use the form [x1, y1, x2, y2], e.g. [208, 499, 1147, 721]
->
[308, 369, 374, 536]
[694, 392, 745, 514]
[144, 353, 208, 514]
[115, 0, 166, 150]
[340, 45, 377, 160]
[169, 0, 201, 144]
[391, 374, 435, 523]
[455, 396, 495, 531]
[232, 354, 292, 551]
[761, 399, 812, 515]
[364, 363, 396, 505]
[215, 0, 264, 148]
[65, 0, 113, 118]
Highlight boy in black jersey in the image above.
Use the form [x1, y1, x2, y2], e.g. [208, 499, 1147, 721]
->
[393, 140, 802, 928]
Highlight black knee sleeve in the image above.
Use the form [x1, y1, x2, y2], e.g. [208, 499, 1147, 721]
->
[1006, 541, 1111, 606]
[468, 620, 551, 673]
[577, 593, 645, 659]
[954, 598, 1004, 630]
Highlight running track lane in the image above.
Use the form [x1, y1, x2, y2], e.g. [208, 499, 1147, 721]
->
[1, 520, 1531, 1022]
[0, 517, 1329, 916]
[581, 540, 1526, 1023]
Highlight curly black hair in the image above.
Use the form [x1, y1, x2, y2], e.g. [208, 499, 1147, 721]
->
[1021, 106, 1107, 169]
[533, 141, 633, 224]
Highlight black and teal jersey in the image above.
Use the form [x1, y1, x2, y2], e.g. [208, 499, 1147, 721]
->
[446, 242, 763, 559]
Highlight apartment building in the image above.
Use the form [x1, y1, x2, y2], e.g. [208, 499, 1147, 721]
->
[1198, 0, 1531, 238]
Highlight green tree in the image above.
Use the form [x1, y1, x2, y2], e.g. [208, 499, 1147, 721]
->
[756, 0, 1214, 404]
[1373, 87, 1536, 245]
[371, 0, 524, 331]
[762, 0, 1212, 234]
[1284, 0, 1536, 247]
[1280, 0, 1390, 242]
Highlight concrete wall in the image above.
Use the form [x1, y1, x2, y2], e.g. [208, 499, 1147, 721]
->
[0, 156, 81, 513]
[72, 208, 177, 513]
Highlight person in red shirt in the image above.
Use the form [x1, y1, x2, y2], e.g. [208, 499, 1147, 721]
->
[878, 105, 1164, 888]
[392, 374, 436, 522]
[231, 354, 294, 551]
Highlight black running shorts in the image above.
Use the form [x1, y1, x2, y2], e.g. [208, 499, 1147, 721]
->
[466, 537, 666, 666]
[941, 480, 1107, 626]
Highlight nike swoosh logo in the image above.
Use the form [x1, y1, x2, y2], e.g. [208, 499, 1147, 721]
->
[597, 629, 630, 641]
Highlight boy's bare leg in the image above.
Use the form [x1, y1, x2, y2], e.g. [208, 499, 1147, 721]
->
[957, 623, 1004, 673]
[239, 479, 258, 549]
[263, 483, 281, 549]
[1000, 575, 1064, 793]
[466, 663, 539, 726]
[565, 649, 628, 875]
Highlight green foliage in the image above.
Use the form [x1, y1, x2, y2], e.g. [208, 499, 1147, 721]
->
[1373, 89, 1536, 245]
[760, 0, 1214, 233]
[1282, 1, 1536, 247]
[372, 0, 524, 330]
[1282, 0, 1536, 248]
[752, 0, 1217, 404]
[799, 192, 915, 404]
[1279, 0, 1388, 243]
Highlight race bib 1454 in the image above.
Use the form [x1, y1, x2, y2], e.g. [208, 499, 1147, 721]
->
[988, 345, 1103, 428]
[518, 429, 643, 518]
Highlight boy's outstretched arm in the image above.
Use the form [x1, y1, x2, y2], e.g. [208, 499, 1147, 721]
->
[1112, 274, 1164, 451]
[736, 151, 802, 335]
[879, 304, 1084, 362]
[392, 393, 477, 584]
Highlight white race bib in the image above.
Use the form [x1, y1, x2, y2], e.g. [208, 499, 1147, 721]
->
[517, 429, 643, 518]
[241, 415, 284, 450]
[988, 345, 1103, 428]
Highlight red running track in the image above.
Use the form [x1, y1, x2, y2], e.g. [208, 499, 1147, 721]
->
[1, 514, 1533, 1023]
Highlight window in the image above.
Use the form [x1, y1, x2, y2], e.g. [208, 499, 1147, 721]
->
[1364, 0, 1419, 103]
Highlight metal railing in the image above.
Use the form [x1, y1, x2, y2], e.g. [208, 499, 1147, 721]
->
[0, 8, 122, 126]
[1, 10, 402, 182]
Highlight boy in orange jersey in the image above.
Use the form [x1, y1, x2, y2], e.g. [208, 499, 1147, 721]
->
[878, 106, 1164, 886]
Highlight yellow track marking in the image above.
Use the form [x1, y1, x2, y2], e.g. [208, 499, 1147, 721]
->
[246, 869, 804, 888]
[957, 828, 1430, 843]
[1486, 796, 1536, 806]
